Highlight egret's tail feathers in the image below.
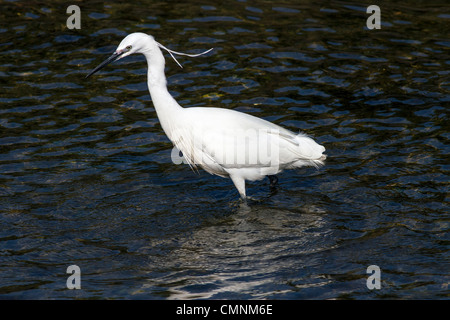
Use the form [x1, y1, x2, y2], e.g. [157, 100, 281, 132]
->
[311, 155, 326, 168]
[285, 134, 327, 169]
[290, 157, 325, 169]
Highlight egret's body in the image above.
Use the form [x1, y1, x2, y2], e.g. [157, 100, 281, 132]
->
[87, 33, 326, 198]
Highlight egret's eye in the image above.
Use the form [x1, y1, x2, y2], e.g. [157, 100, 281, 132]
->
[126, 45, 132, 50]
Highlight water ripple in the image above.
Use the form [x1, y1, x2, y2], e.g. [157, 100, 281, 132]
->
[0, 0, 448, 299]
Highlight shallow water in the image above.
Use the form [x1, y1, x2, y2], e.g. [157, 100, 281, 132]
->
[0, 0, 449, 299]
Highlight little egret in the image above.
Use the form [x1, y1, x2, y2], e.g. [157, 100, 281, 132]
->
[86, 32, 326, 199]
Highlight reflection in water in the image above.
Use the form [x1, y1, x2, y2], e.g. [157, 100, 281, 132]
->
[142, 203, 331, 299]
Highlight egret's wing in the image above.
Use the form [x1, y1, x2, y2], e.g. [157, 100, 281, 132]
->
[177, 107, 326, 174]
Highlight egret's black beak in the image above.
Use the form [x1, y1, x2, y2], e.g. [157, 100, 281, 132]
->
[86, 48, 128, 78]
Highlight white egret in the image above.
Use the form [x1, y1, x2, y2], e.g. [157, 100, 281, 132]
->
[86, 32, 326, 199]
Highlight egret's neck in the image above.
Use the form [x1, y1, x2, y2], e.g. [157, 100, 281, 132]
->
[143, 50, 183, 140]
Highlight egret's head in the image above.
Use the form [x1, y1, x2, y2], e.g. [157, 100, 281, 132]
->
[116, 33, 157, 59]
[86, 32, 212, 78]
[86, 33, 155, 78]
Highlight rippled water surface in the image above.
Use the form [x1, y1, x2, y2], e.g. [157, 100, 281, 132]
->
[1, 0, 449, 299]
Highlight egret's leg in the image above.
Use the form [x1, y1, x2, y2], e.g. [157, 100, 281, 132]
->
[230, 175, 246, 199]
[268, 175, 278, 187]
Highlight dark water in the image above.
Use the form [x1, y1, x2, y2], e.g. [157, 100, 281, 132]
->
[0, 0, 449, 299]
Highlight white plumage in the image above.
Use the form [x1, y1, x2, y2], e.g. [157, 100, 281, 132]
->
[87, 32, 326, 198]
